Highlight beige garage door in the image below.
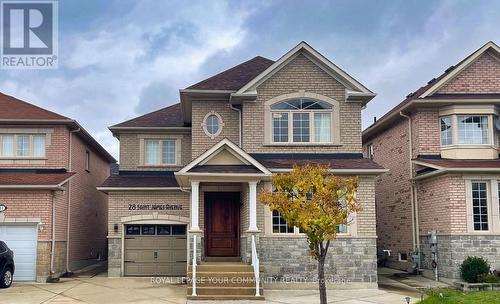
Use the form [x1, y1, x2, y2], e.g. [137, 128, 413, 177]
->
[124, 224, 187, 276]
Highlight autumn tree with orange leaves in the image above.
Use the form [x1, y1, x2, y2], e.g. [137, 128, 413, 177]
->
[260, 164, 360, 304]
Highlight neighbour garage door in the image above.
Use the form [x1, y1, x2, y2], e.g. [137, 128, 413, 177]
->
[124, 224, 187, 276]
[0, 224, 37, 281]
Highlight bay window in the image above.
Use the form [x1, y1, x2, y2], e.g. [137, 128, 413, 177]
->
[271, 98, 333, 144]
[0, 134, 46, 157]
[457, 115, 488, 144]
[144, 139, 176, 165]
[440, 116, 452, 146]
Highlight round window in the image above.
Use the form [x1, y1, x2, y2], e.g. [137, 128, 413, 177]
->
[206, 114, 219, 135]
[202, 112, 224, 139]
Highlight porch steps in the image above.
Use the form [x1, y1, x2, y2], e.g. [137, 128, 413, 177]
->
[187, 262, 265, 301]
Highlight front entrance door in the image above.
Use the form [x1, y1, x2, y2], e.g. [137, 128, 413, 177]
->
[205, 192, 240, 257]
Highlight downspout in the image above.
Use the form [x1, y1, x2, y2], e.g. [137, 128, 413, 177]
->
[399, 111, 420, 270]
[229, 95, 242, 147]
[50, 191, 56, 275]
[66, 128, 80, 273]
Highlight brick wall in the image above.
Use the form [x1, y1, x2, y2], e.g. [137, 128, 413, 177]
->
[363, 117, 414, 268]
[416, 174, 467, 235]
[412, 109, 440, 157]
[243, 53, 362, 154]
[0, 125, 69, 168]
[437, 50, 500, 94]
[67, 134, 111, 264]
[191, 100, 240, 158]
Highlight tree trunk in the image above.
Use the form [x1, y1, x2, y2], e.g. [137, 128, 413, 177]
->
[318, 255, 327, 304]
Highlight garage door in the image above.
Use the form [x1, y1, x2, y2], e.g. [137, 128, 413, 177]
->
[124, 224, 187, 276]
[0, 224, 37, 281]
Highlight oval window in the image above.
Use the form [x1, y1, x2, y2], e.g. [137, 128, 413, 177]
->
[206, 114, 220, 135]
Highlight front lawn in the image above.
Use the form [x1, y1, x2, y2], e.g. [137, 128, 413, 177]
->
[418, 288, 500, 304]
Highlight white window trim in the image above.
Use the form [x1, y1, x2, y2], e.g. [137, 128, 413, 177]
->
[201, 111, 224, 139]
[398, 252, 408, 262]
[139, 136, 181, 167]
[85, 150, 90, 171]
[264, 91, 341, 146]
[263, 204, 356, 237]
[367, 143, 374, 159]
[465, 178, 500, 234]
[0, 133, 47, 158]
[439, 113, 497, 147]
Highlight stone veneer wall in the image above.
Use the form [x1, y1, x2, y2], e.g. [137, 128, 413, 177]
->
[36, 241, 67, 282]
[259, 236, 377, 284]
[420, 235, 500, 279]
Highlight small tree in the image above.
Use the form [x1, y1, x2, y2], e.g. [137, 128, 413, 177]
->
[260, 164, 359, 304]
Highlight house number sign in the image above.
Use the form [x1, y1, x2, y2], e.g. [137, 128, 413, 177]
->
[0, 204, 7, 213]
[128, 203, 183, 211]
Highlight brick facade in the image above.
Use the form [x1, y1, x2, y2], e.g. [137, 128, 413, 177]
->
[0, 124, 112, 281]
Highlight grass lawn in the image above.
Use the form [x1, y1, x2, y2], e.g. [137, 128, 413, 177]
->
[418, 288, 500, 304]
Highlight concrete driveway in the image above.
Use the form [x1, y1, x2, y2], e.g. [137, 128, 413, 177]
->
[0, 273, 420, 304]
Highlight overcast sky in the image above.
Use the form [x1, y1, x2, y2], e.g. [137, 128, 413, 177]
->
[1, 0, 500, 160]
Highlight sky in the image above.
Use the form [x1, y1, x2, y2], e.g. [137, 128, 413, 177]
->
[2, 0, 500, 160]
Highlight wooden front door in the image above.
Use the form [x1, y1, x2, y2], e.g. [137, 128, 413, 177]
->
[205, 192, 240, 257]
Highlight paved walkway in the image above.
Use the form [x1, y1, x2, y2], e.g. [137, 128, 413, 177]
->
[0, 267, 452, 304]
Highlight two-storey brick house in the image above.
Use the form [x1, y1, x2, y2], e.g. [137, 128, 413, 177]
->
[363, 41, 500, 280]
[0, 93, 116, 282]
[100, 42, 385, 299]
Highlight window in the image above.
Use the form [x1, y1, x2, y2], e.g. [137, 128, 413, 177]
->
[272, 113, 288, 142]
[144, 139, 176, 165]
[398, 252, 408, 262]
[272, 210, 294, 233]
[125, 224, 187, 236]
[0, 134, 46, 157]
[367, 144, 374, 160]
[270, 98, 333, 144]
[472, 181, 488, 231]
[440, 116, 452, 146]
[126, 225, 140, 235]
[85, 151, 90, 171]
[202, 111, 224, 139]
[458, 115, 488, 144]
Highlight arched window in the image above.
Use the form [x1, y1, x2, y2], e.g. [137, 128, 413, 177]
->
[270, 98, 333, 143]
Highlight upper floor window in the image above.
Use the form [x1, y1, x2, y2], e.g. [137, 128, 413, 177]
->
[439, 114, 494, 146]
[144, 139, 176, 165]
[202, 111, 224, 139]
[85, 151, 90, 171]
[270, 99, 333, 144]
[440, 116, 452, 146]
[457, 115, 488, 144]
[367, 143, 374, 159]
[0, 134, 45, 157]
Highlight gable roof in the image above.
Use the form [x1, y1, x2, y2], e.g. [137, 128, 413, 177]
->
[110, 103, 188, 130]
[234, 41, 375, 102]
[186, 56, 275, 91]
[363, 41, 500, 140]
[0, 92, 116, 163]
[0, 92, 70, 121]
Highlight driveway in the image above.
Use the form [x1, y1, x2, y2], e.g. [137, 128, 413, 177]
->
[0, 272, 421, 304]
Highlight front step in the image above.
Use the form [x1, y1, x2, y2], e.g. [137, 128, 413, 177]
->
[188, 262, 265, 301]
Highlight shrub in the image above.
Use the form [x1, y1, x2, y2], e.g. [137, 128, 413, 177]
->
[460, 256, 490, 283]
[478, 273, 500, 284]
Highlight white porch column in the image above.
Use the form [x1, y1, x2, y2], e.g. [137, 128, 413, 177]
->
[190, 181, 201, 231]
[248, 181, 259, 232]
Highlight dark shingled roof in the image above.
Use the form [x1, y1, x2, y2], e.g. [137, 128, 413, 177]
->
[251, 153, 384, 170]
[0, 172, 75, 186]
[111, 103, 186, 128]
[189, 165, 262, 173]
[186, 56, 275, 91]
[0, 92, 70, 120]
[415, 158, 500, 169]
[100, 173, 179, 188]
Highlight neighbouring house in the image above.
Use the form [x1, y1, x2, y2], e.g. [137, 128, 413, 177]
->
[362, 41, 500, 280]
[99, 41, 385, 300]
[0, 93, 116, 282]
